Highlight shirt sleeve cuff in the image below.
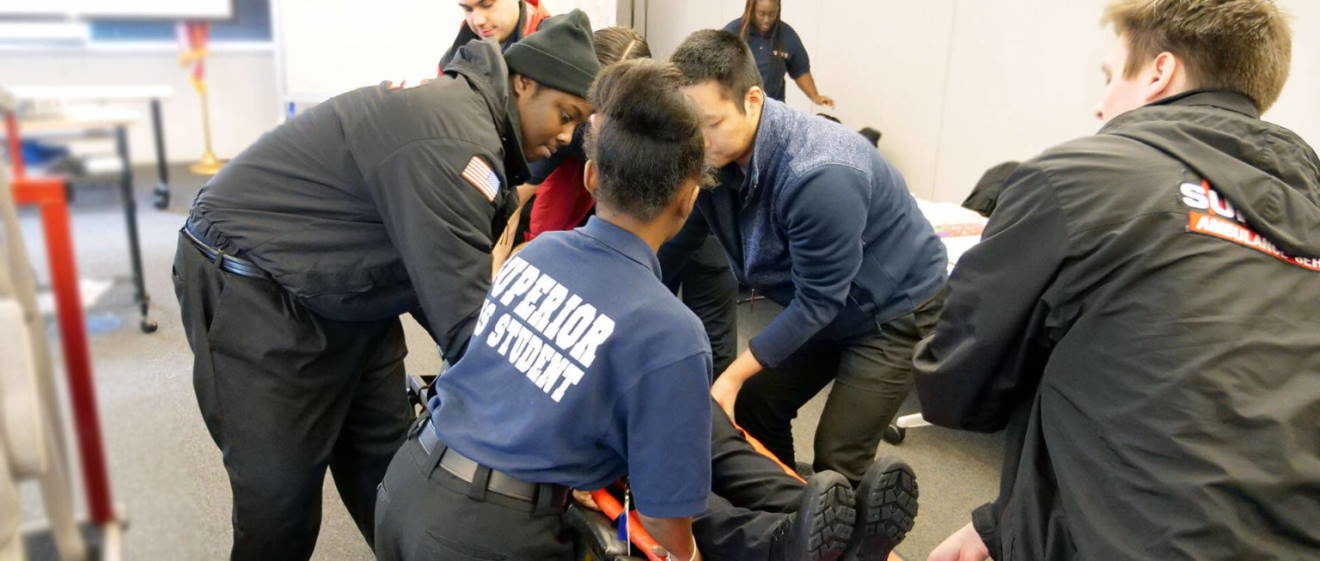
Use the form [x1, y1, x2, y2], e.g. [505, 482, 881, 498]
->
[634, 495, 709, 519]
[748, 331, 789, 369]
[972, 502, 1002, 559]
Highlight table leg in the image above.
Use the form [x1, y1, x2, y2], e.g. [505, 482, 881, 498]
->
[114, 126, 156, 333]
[150, 98, 170, 209]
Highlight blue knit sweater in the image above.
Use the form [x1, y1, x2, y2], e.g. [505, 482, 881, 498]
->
[662, 99, 947, 367]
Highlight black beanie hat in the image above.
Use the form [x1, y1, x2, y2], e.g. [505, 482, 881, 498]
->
[504, 10, 600, 99]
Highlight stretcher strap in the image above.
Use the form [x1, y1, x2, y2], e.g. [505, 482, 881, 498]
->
[589, 488, 664, 561]
[735, 424, 806, 484]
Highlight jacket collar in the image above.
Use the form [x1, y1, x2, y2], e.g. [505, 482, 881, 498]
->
[444, 39, 530, 184]
[578, 216, 662, 280]
[730, 98, 791, 200]
[1103, 89, 1260, 133]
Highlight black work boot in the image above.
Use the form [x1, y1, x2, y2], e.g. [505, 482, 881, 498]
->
[769, 470, 856, 561]
[841, 457, 918, 561]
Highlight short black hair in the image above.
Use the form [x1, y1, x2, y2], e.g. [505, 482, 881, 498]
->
[858, 127, 882, 146]
[670, 29, 762, 114]
[586, 59, 706, 221]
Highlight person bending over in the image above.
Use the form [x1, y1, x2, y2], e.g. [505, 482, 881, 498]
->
[375, 59, 713, 561]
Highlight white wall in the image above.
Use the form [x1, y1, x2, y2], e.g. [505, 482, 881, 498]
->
[646, 0, 1320, 203]
[0, 47, 280, 167]
[1269, 1, 1320, 157]
[541, 0, 618, 28]
[275, 0, 621, 103]
[0, 0, 232, 19]
[274, 0, 457, 102]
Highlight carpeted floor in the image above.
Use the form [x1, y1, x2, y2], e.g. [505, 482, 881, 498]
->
[16, 165, 1001, 560]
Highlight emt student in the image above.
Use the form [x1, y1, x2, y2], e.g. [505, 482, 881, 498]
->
[173, 11, 598, 559]
[919, 1, 1320, 559]
[374, 59, 715, 561]
[665, 29, 948, 482]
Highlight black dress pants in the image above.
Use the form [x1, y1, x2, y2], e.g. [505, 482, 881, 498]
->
[697, 406, 807, 560]
[735, 291, 946, 482]
[373, 427, 575, 561]
[669, 235, 739, 374]
[173, 233, 413, 561]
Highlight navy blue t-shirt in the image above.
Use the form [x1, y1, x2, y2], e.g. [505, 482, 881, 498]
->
[428, 216, 714, 518]
[723, 18, 811, 102]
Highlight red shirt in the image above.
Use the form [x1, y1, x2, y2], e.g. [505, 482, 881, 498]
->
[525, 157, 595, 242]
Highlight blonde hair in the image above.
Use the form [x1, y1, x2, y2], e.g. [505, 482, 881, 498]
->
[1101, 0, 1292, 112]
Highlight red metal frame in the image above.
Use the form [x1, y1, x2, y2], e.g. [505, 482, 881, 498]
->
[6, 110, 116, 525]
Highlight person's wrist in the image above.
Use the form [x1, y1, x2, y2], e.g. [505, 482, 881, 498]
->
[665, 536, 698, 561]
[725, 366, 754, 385]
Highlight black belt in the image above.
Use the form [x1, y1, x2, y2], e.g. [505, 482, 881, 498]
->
[182, 224, 272, 281]
[417, 418, 569, 508]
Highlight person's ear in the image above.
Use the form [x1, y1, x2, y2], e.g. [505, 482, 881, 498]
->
[512, 74, 537, 99]
[583, 159, 600, 200]
[678, 179, 700, 218]
[1145, 52, 1180, 102]
[745, 86, 765, 114]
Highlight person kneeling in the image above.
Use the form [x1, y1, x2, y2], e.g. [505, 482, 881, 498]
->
[374, 59, 714, 561]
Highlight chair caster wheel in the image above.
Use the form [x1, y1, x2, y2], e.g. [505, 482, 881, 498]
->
[882, 424, 906, 445]
[153, 184, 170, 209]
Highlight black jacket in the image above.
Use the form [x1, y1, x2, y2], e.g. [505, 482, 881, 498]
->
[189, 39, 527, 362]
[914, 90, 1320, 560]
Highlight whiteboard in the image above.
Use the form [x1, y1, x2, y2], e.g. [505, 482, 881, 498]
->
[0, 0, 233, 19]
[275, 0, 619, 103]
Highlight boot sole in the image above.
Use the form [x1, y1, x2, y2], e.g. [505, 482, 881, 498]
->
[796, 471, 857, 561]
[843, 457, 918, 561]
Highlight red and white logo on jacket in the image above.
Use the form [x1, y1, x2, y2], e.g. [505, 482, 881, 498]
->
[1180, 180, 1320, 271]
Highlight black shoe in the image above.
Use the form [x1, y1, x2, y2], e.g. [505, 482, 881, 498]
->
[842, 457, 918, 561]
[795, 461, 817, 478]
[770, 470, 856, 561]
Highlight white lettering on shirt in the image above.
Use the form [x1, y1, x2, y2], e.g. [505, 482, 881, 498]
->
[489, 257, 529, 300]
[473, 299, 496, 336]
[527, 284, 569, 332]
[499, 263, 541, 306]
[478, 265, 615, 403]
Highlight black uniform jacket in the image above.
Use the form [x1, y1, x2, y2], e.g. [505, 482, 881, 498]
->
[915, 90, 1320, 561]
[189, 39, 527, 362]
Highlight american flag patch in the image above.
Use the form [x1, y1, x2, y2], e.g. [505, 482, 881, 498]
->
[461, 155, 500, 201]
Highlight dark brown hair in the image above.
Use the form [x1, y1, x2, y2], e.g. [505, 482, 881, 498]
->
[586, 59, 706, 221]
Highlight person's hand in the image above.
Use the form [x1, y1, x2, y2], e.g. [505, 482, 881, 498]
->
[571, 490, 600, 512]
[710, 375, 743, 422]
[927, 522, 990, 561]
[710, 350, 765, 422]
[650, 543, 703, 561]
[812, 94, 836, 109]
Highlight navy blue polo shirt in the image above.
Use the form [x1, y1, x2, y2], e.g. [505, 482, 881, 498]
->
[723, 18, 811, 102]
[427, 216, 713, 518]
